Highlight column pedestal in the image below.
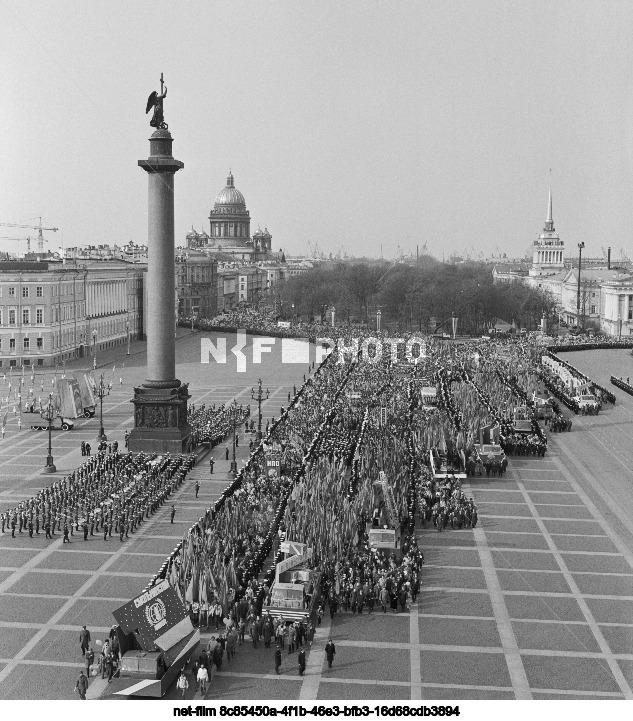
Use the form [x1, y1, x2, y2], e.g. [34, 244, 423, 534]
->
[129, 382, 191, 454]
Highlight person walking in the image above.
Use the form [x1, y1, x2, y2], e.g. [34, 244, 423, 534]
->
[288, 622, 295, 654]
[225, 446, 229, 460]
[298, 647, 306, 676]
[195, 480, 200, 499]
[79, 625, 91, 656]
[85, 645, 95, 678]
[177, 670, 189, 699]
[325, 639, 336, 669]
[274, 645, 282, 675]
[75, 670, 89, 700]
[209, 457, 214, 474]
[170, 505, 176, 524]
[196, 663, 209, 696]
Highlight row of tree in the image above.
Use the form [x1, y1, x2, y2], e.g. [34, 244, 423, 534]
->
[277, 257, 557, 334]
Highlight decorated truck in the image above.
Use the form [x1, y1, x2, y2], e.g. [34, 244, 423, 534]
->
[264, 541, 321, 623]
[367, 471, 402, 556]
[108, 578, 200, 698]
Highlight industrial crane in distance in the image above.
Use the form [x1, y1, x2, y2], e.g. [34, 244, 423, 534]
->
[0, 217, 58, 255]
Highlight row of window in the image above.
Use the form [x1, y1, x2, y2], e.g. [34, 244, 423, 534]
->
[1, 286, 44, 298]
[0, 337, 44, 350]
[0, 309, 44, 325]
[0, 359, 44, 367]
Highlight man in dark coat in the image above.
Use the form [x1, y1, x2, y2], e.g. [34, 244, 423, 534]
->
[75, 670, 89, 699]
[274, 645, 282, 675]
[298, 647, 306, 676]
[79, 626, 91, 656]
[325, 639, 335, 668]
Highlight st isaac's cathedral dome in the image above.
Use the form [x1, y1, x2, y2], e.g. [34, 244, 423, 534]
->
[214, 172, 246, 208]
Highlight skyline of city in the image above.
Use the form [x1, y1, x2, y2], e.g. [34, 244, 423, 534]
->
[3, 2, 633, 262]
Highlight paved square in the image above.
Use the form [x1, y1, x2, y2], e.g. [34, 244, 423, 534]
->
[418, 650, 510, 688]
[419, 618, 501, 648]
[521, 654, 622, 694]
[1, 343, 633, 701]
[512, 621, 600, 653]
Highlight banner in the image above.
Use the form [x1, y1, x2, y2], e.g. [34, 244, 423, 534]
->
[113, 578, 193, 652]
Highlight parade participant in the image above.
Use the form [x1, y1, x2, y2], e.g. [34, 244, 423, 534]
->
[325, 639, 336, 669]
[287, 622, 295, 654]
[177, 670, 188, 699]
[79, 626, 91, 657]
[274, 645, 282, 675]
[85, 645, 95, 678]
[212, 639, 224, 671]
[196, 663, 209, 695]
[74, 670, 89, 700]
[226, 627, 238, 662]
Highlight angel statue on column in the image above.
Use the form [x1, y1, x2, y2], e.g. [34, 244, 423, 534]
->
[146, 73, 168, 130]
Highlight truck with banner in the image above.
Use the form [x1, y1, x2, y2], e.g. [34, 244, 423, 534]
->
[367, 471, 402, 554]
[108, 578, 200, 698]
[473, 423, 506, 464]
[264, 541, 321, 623]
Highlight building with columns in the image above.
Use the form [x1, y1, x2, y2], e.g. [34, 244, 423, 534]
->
[599, 276, 633, 337]
[83, 260, 144, 355]
[0, 259, 144, 367]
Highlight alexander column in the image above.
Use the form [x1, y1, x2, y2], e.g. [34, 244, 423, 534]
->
[129, 74, 191, 453]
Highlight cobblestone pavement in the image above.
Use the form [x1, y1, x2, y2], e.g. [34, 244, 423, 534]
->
[0, 341, 633, 700]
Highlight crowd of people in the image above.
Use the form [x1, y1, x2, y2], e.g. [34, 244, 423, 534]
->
[188, 403, 250, 450]
[11, 305, 624, 696]
[1, 447, 195, 543]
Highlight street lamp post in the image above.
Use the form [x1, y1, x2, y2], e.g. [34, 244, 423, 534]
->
[126, 322, 131, 355]
[92, 330, 97, 369]
[94, 374, 111, 442]
[377, 309, 382, 333]
[331, 306, 336, 327]
[230, 400, 238, 476]
[40, 393, 56, 474]
[251, 378, 270, 441]
[577, 242, 585, 330]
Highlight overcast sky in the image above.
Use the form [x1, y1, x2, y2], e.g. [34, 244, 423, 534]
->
[2, 1, 633, 262]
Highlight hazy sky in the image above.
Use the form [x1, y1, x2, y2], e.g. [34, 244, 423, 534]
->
[2, 1, 633, 262]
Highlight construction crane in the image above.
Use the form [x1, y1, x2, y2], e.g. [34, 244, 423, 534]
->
[0, 217, 58, 253]
[0, 235, 33, 258]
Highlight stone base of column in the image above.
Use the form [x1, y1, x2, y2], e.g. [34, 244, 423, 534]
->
[128, 383, 192, 454]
